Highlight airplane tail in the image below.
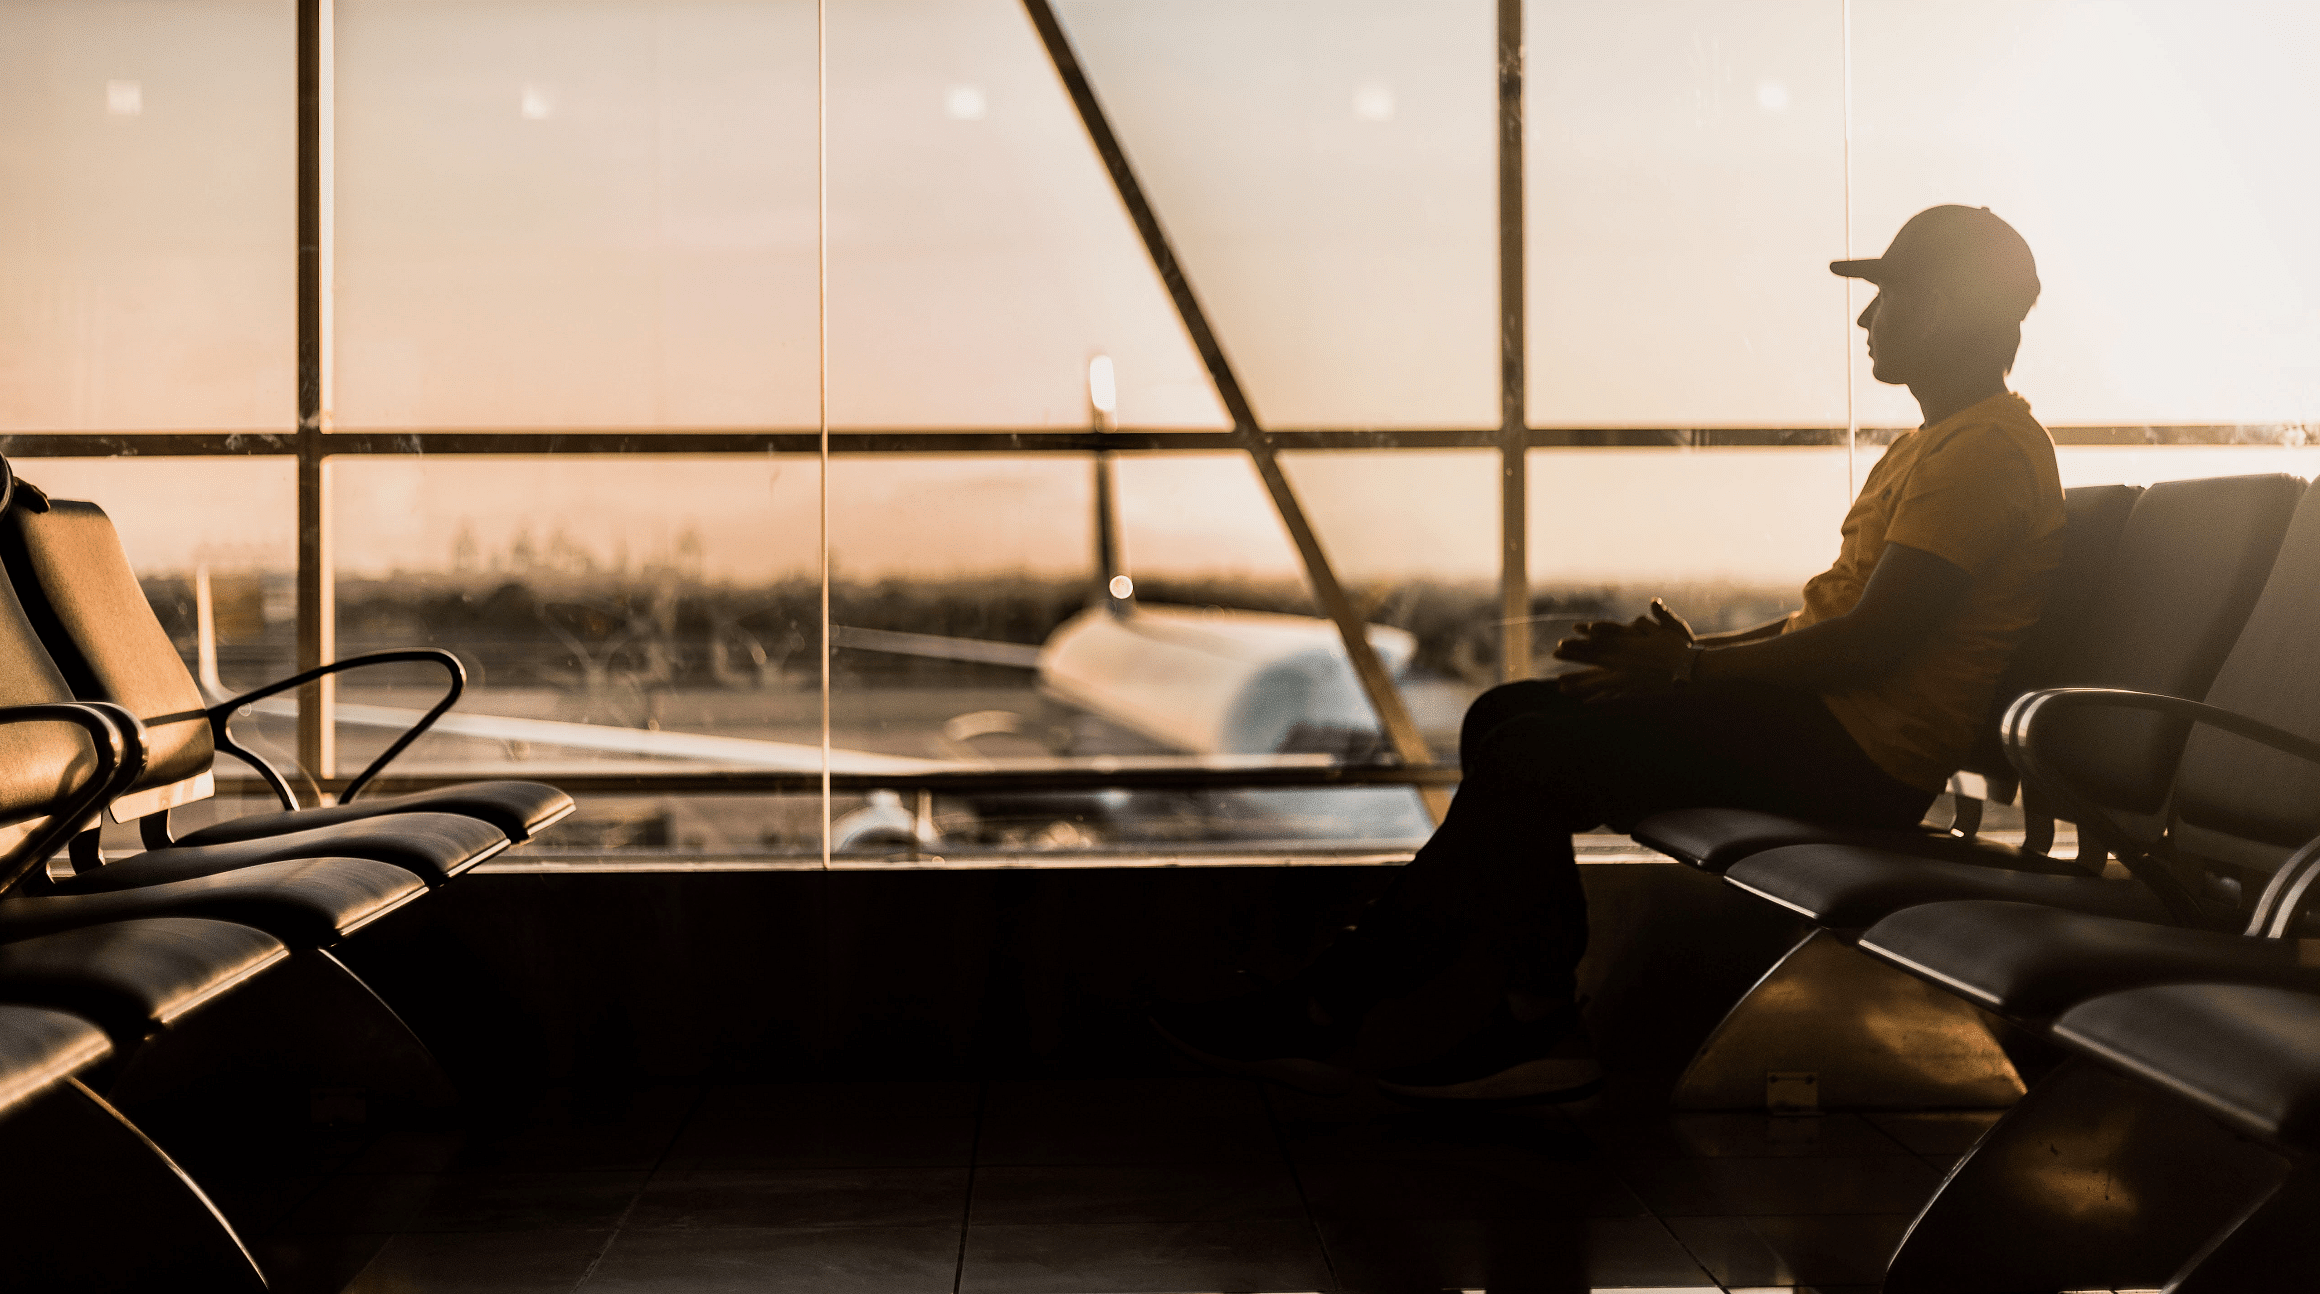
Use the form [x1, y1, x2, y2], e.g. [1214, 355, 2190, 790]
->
[1089, 355, 1134, 619]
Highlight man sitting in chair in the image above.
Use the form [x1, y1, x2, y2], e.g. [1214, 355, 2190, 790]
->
[1156, 205, 2065, 1104]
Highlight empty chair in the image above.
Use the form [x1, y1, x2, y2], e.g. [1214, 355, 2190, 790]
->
[2048, 982, 2320, 1291]
[0, 468, 572, 867]
[0, 478, 492, 908]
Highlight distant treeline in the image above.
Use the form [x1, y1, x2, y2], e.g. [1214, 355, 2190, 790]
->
[137, 571, 1795, 691]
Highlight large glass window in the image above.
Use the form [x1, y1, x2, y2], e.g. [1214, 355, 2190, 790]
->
[0, 0, 296, 431]
[11, 1, 2320, 865]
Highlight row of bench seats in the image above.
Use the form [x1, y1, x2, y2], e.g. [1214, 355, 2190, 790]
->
[1620, 471, 2320, 1290]
[0, 458, 573, 1287]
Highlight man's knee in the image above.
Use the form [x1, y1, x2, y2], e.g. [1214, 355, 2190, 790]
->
[1459, 679, 1576, 764]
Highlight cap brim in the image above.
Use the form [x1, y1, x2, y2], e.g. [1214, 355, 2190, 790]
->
[1829, 258, 1884, 280]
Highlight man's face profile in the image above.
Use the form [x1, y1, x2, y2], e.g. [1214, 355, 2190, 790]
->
[1858, 284, 1933, 387]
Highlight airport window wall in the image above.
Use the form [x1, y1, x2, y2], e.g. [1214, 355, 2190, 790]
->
[3, 0, 2316, 866]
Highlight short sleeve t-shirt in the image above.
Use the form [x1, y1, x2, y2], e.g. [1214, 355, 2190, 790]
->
[1788, 392, 2066, 792]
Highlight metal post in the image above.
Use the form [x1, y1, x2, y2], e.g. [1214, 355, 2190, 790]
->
[296, 0, 333, 791]
[1496, 0, 1530, 684]
[1019, 0, 1444, 817]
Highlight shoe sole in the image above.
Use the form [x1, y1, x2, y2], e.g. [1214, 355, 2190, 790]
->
[1375, 1057, 1604, 1108]
[1149, 1018, 1356, 1097]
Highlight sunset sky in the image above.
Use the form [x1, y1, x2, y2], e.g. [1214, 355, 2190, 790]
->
[4, 0, 2317, 587]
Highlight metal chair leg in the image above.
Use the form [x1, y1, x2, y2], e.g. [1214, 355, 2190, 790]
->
[1883, 1056, 2287, 1293]
[0, 1078, 265, 1291]
[109, 946, 458, 1114]
[1671, 927, 2027, 1110]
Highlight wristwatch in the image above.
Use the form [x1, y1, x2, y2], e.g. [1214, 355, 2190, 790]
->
[1671, 643, 1704, 686]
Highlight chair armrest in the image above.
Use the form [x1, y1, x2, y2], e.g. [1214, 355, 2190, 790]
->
[207, 648, 466, 809]
[0, 703, 143, 896]
[2001, 687, 2320, 930]
[2004, 687, 2320, 772]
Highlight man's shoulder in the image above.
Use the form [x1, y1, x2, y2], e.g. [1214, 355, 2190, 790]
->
[1921, 396, 2054, 466]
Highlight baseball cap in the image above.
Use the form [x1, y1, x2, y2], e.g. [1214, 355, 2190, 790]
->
[1832, 205, 2041, 321]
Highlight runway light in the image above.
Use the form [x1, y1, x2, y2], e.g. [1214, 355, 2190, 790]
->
[945, 86, 987, 120]
[106, 81, 142, 116]
[1087, 355, 1118, 416]
[1108, 575, 1134, 600]
[1352, 84, 1394, 121]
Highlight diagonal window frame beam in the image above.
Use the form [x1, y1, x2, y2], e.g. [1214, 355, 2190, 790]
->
[1017, 0, 1448, 817]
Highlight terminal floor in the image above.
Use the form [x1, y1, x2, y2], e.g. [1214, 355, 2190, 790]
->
[172, 1076, 2113, 1293]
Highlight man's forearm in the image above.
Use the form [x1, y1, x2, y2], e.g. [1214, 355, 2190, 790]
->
[1695, 614, 1792, 648]
[1693, 615, 1891, 690]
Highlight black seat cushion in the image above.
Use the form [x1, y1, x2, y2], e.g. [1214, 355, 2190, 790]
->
[2056, 983, 2320, 1151]
[0, 1004, 111, 1119]
[0, 918, 287, 1044]
[1857, 899, 2311, 1021]
[46, 812, 508, 894]
[172, 781, 575, 848]
[1630, 806, 2066, 875]
[1726, 843, 2170, 930]
[0, 858, 425, 948]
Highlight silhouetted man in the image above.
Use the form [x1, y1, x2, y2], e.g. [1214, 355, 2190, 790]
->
[1157, 205, 2064, 1103]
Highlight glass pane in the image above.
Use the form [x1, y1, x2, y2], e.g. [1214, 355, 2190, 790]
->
[1280, 448, 1496, 760]
[1060, 0, 1497, 427]
[1850, 0, 2320, 429]
[333, 0, 820, 428]
[0, 0, 295, 431]
[824, 451, 1430, 855]
[325, 455, 823, 855]
[1527, 446, 1847, 650]
[826, 0, 1223, 428]
[1526, 0, 1849, 428]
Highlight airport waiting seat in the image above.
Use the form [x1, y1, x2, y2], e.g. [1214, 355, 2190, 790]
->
[1663, 475, 2309, 1110]
[0, 520, 428, 985]
[1635, 473, 2299, 874]
[2046, 982, 2320, 1291]
[0, 474, 503, 899]
[0, 688, 456, 1132]
[0, 468, 573, 865]
[1721, 473, 2314, 933]
[1853, 473, 2320, 1029]
[1754, 484, 2320, 1288]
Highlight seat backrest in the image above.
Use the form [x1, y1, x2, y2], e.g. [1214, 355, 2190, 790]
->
[1960, 482, 2141, 780]
[2168, 479, 2320, 884]
[0, 491, 215, 814]
[0, 562, 103, 861]
[2034, 473, 2305, 815]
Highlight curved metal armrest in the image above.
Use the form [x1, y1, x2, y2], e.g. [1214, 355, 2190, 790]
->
[207, 648, 466, 810]
[0, 703, 143, 896]
[1995, 687, 2298, 929]
[2004, 687, 2320, 773]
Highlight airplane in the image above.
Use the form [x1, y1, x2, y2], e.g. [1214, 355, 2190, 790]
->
[199, 357, 1438, 853]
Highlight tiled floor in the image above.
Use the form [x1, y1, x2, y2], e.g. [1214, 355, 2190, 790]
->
[162, 1077, 2100, 1293]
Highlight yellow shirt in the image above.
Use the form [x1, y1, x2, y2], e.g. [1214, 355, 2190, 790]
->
[1789, 392, 2066, 792]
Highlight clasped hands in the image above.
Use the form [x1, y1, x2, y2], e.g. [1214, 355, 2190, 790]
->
[1551, 599, 1696, 702]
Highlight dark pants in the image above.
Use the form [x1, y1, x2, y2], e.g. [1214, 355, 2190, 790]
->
[1336, 678, 1935, 1008]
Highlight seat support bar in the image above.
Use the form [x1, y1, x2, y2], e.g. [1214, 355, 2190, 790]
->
[1673, 927, 2028, 1111]
[1885, 1056, 2286, 1292]
[0, 1078, 265, 1290]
